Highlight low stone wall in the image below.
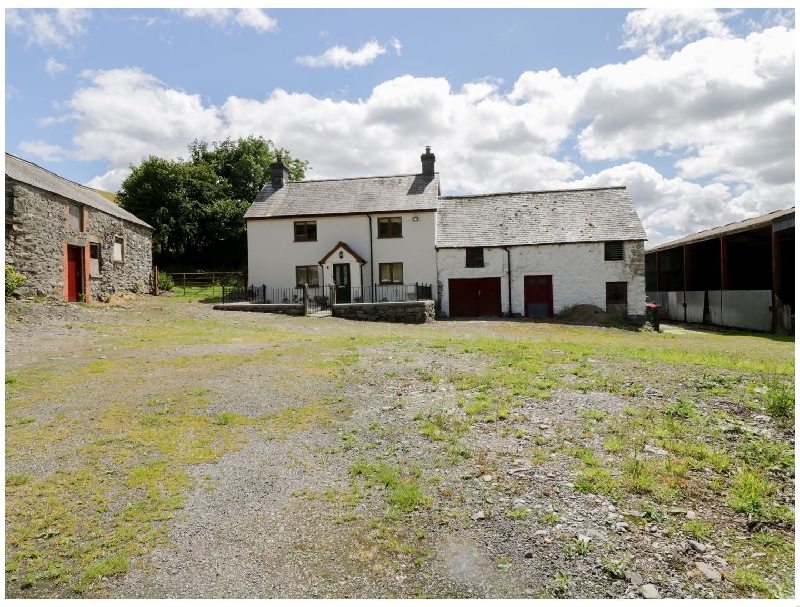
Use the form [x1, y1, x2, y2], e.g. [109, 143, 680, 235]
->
[333, 300, 435, 324]
[212, 303, 305, 316]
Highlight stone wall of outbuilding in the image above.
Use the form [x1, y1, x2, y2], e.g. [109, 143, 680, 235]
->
[5, 179, 153, 300]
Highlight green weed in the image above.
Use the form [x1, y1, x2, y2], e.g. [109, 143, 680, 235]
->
[574, 468, 618, 496]
[663, 398, 697, 419]
[683, 519, 713, 540]
[6, 474, 30, 486]
[763, 383, 794, 421]
[728, 469, 773, 516]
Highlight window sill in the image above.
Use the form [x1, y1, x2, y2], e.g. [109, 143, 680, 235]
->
[294, 239, 317, 243]
[377, 235, 403, 239]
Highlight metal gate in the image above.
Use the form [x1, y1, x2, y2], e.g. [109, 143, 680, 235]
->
[307, 285, 332, 316]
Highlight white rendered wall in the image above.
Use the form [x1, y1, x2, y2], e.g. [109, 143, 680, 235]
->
[436, 247, 510, 316]
[437, 240, 646, 317]
[247, 211, 438, 289]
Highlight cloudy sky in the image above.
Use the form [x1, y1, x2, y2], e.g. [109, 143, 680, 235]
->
[5, 7, 795, 246]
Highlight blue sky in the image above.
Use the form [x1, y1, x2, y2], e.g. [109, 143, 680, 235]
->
[5, 7, 795, 245]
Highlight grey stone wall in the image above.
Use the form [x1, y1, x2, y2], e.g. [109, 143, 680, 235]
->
[333, 300, 435, 324]
[5, 179, 153, 300]
[212, 303, 305, 316]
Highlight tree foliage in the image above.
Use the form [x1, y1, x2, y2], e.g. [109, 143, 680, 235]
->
[117, 136, 307, 270]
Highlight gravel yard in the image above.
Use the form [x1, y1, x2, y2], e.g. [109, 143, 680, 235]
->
[5, 295, 795, 599]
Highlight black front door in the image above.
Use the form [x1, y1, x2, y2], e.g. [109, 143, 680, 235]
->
[333, 263, 351, 303]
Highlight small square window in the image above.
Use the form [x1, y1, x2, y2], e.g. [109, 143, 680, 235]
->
[296, 265, 320, 287]
[466, 247, 484, 268]
[377, 217, 402, 238]
[604, 241, 624, 261]
[294, 221, 317, 241]
[90, 243, 101, 276]
[379, 262, 403, 284]
[113, 236, 124, 262]
[68, 204, 83, 232]
[606, 282, 627, 305]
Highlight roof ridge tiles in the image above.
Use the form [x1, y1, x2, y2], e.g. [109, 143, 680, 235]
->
[294, 171, 439, 184]
[439, 185, 626, 200]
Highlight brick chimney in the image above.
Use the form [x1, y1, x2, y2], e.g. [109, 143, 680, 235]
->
[270, 154, 290, 188]
[420, 146, 435, 177]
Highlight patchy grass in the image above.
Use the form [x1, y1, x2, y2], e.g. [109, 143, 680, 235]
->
[5, 296, 794, 599]
[349, 460, 430, 517]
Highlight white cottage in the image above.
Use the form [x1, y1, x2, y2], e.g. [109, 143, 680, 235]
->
[245, 148, 647, 321]
[245, 148, 439, 303]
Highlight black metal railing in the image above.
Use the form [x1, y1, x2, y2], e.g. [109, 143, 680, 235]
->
[221, 285, 303, 305]
[338, 283, 433, 304]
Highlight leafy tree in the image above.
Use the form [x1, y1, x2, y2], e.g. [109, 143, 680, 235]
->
[117, 136, 307, 269]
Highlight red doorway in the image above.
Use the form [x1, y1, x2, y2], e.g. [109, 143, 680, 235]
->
[448, 277, 502, 317]
[524, 275, 553, 317]
[66, 245, 84, 302]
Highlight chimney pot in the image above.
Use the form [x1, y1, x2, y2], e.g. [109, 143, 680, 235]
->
[420, 146, 435, 177]
[270, 154, 289, 188]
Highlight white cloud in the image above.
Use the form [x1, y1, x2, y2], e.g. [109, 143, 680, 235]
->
[19, 140, 67, 162]
[45, 56, 67, 78]
[6, 8, 91, 49]
[179, 8, 276, 33]
[575, 26, 795, 190]
[620, 8, 738, 56]
[234, 8, 278, 33]
[390, 37, 402, 56]
[62, 68, 224, 168]
[30, 13, 794, 235]
[6, 84, 21, 100]
[126, 15, 170, 28]
[296, 39, 389, 69]
[85, 168, 132, 193]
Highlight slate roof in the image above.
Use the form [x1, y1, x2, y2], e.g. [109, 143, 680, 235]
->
[5, 153, 153, 230]
[435, 186, 646, 248]
[646, 206, 794, 253]
[244, 173, 440, 219]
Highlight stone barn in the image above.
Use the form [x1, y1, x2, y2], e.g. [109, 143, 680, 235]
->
[5, 153, 153, 302]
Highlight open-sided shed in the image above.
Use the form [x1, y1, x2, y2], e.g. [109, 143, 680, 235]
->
[645, 207, 794, 333]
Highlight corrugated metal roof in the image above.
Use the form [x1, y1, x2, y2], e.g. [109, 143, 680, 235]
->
[435, 186, 646, 248]
[5, 153, 153, 230]
[244, 173, 440, 219]
[646, 206, 795, 253]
